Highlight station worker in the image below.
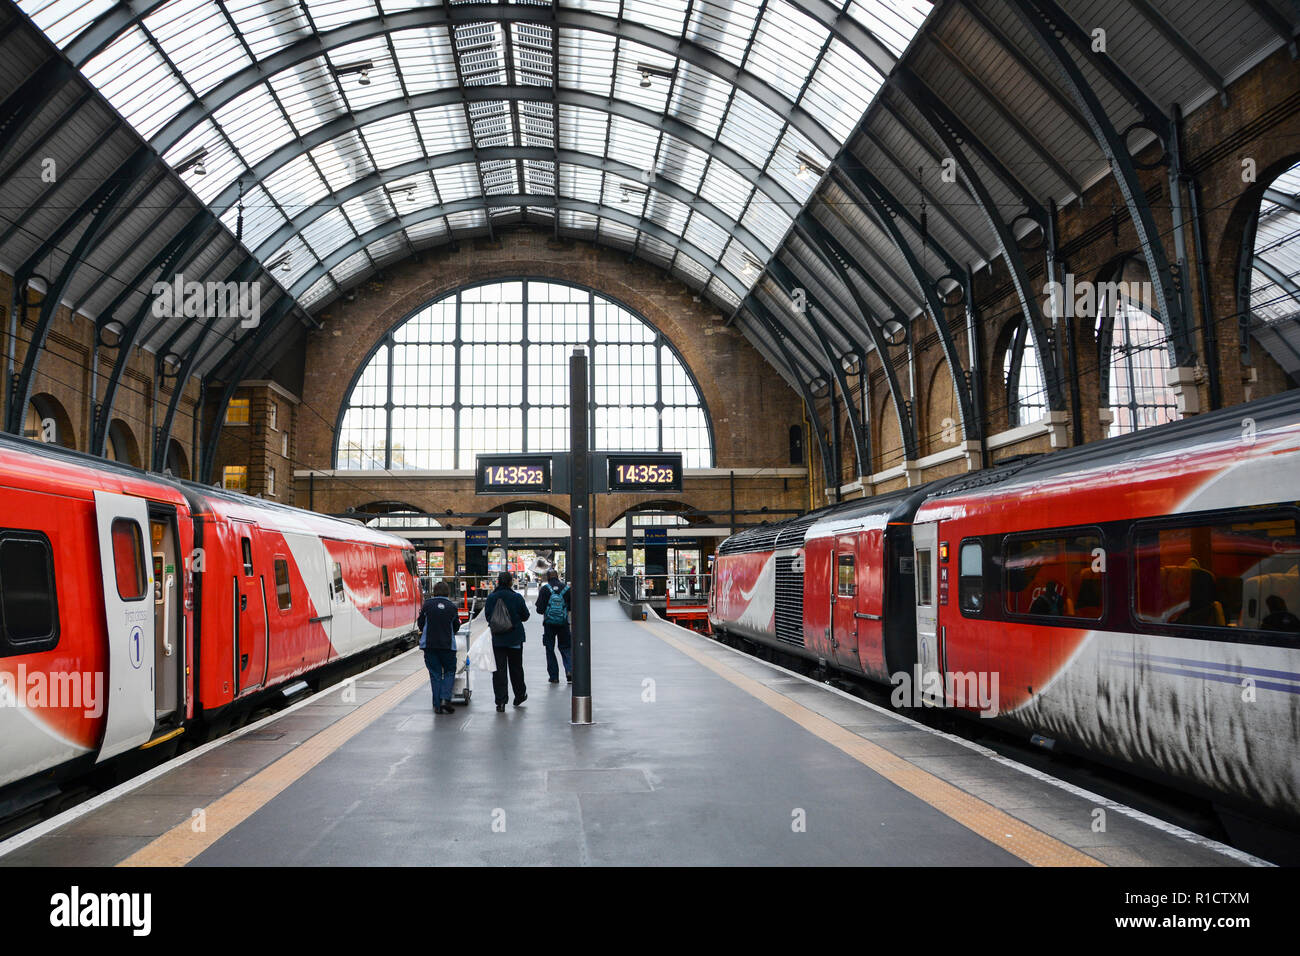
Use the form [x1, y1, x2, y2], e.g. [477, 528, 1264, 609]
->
[535, 569, 573, 684]
[485, 570, 530, 712]
[418, 580, 461, 715]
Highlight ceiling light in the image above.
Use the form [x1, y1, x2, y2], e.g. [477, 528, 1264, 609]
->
[635, 62, 675, 86]
[796, 151, 825, 182]
[332, 60, 375, 87]
[266, 252, 293, 273]
[639, 72, 652, 88]
[175, 147, 208, 176]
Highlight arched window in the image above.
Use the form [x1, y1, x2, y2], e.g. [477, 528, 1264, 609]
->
[337, 280, 713, 469]
[488, 509, 568, 530]
[1096, 258, 1179, 437]
[1243, 160, 1300, 376]
[1003, 324, 1047, 428]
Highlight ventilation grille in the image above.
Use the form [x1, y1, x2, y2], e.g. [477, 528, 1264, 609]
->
[774, 554, 805, 648]
[720, 510, 819, 555]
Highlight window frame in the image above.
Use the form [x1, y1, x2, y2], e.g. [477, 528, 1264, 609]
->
[110, 518, 149, 603]
[1127, 506, 1300, 647]
[1000, 525, 1106, 625]
[957, 538, 985, 617]
[380, 564, 391, 597]
[0, 529, 60, 657]
[836, 551, 855, 598]
[273, 557, 292, 612]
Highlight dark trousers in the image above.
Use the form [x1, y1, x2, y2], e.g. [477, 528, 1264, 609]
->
[542, 621, 572, 680]
[492, 645, 526, 704]
[424, 647, 457, 707]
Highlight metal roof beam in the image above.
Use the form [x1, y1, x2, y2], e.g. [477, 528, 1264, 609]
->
[0, 58, 75, 173]
[1009, 0, 1197, 368]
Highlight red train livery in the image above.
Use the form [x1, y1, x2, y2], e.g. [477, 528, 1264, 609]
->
[0, 435, 419, 797]
[711, 391, 1300, 828]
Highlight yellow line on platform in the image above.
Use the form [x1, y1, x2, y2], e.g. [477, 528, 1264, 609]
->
[647, 623, 1104, 868]
[118, 669, 427, 867]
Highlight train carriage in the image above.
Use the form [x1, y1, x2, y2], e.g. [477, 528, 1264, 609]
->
[0, 434, 419, 798]
[711, 390, 1300, 828]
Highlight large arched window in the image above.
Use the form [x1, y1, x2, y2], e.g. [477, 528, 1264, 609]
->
[1243, 160, 1300, 377]
[1097, 258, 1179, 437]
[337, 280, 713, 469]
[1003, 323, 1047, 428]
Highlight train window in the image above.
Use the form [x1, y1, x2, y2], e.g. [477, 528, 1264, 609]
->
[241, 537, 253, 576]
[1134, 514, 1299, 634]
[915, 550, 933, 606]
[332, 562, 344, 602]
[404, 551, 418, 579]
[380, 565, 391, 597]
[111, 519, 148, 601]
[274, 558, 291, 610]
[837, 553, 855, 597]
[959, 541, 984, 614]
[1003, 531, 1103, 620]
[0, 532, 59, 654]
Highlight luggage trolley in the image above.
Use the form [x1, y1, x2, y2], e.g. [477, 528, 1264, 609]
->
[451, 608, 489, 705]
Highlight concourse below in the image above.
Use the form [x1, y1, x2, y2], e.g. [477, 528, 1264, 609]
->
[0, 598, 1260, 868]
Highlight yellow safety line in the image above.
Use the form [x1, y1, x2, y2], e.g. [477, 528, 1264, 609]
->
[646, 623, 1104, 868]
[118, 669, 427, 867]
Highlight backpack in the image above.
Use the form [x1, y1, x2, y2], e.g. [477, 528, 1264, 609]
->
[488, 594, 515, 635]
[545, 584, 570, 625]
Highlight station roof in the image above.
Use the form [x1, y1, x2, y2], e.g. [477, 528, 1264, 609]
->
[1, 0, 1297, 389]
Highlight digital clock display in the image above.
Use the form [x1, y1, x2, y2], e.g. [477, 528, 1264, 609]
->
[606, 453, 683, 493]
[475, 455, 552, 494]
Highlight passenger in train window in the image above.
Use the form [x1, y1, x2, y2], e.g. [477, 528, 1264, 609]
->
[418, 581, 461, 715]
[1262, 595, 1300, 632]
[1174, 566, 1226, 627]
[1028, 581, 1073, 617]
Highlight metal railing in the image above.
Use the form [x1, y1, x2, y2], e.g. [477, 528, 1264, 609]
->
[617, 573, 712, 605]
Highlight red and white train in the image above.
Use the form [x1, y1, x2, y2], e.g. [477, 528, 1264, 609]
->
[0, 435, 419, 800]
[711, 390, 1300, 830]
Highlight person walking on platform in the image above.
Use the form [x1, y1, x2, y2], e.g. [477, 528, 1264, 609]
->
[418, 580, 461, 715]
[485, 570, 530, 712]
[535, 569, 573, 684]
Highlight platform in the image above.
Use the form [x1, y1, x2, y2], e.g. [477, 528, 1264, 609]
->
[0, 598, 1265, 867]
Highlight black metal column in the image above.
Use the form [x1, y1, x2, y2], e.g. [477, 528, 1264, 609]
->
[569, 347, 592, 725]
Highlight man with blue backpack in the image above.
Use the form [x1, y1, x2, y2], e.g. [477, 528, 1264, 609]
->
[535, 569, 573, 684]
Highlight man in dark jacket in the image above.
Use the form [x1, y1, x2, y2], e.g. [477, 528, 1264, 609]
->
[484, 570, 530, 711]
[418, 580, 461, 714]
[535, 570, 572, 684]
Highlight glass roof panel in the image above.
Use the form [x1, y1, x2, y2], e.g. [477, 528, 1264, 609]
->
[767, 127, 825, 208]
[445, 208, 489, 231]
[655, 134, 710, 194]
[480, 158, 519, 195]
[801, 38, 883, 142]
[847, 0, 930, 57]
[747, 0, 826, 103]
[740, 194, 794, 252]
[673, 253, 709, 288]
[212, 83, 295, 167]
[685, 0, 762, 68]
[331, 37, 401, 110]
[600, 218, 638, 248]
[558, 164, 602, 203]
[385, 171, 440, 209]
[469, 100, 515, 147]
[622, 0, 690, 37]
[331, 248, 373, 285]
[683, 213, 729, 260]
[512, 22, 554, 86]
[607, 115, 661, 171]
[455, 21, 506, 85]
[144, 0, 251, 98]
[407, 217, 450, 244]
[268, 58, 347, 135]
[226, 0, 313, 60]
[558, 208, 598, 233]
[264, 154, 330, 218]
[311, 132, 374, 192]
[361, 114, 423, 169]
[642, 192, 692, 235]
[20, 0, 116, 48]
[566, 0, 621, 16]
[717, 88, 784, 168]
[612, 40, 675, 112]
[303, 0, 380, 33]
[433, 162, 483, 203]
[301, 207, 357, 258]
[666, 62, 728, 140]
[557, 105, 609, 154]
[163, 119, 242, 204]
[83, 26, 191, 140]
[391, 27, 460, 93]
[524, 159, 556, 194]
[414, 104, 473, 153]
[343, 189, 397, 234]
[698, 160, 753, 221]
[301, 275, 338, 309]
[557, 28, 614, 94]
[520, 100, 555, 149]
[219, 184, 285, 250]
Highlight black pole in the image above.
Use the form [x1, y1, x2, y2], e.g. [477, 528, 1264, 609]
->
[569, 348, 592, 724]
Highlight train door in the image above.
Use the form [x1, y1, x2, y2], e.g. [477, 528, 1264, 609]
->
[912, 520, 942, 705]
[234, 522, 268, 695]
[831, 535, 860, 672]
[148, 508, 183, 722]
[856, 529, 886, 678]
[93, 491, 156, 761]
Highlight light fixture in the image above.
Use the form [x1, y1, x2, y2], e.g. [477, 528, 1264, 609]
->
[635, 62, 675, 87]
[266, 252, 293, 273]
[741, 257, 763, 278]
[332, 60, 375, 87]
[796, 151, 825, 182]
[175, 147, 208, 176]
[619, 183, 648, 204]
